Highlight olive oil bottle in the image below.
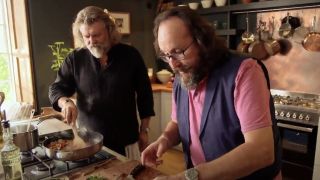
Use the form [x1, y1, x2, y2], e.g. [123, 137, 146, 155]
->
[1, 111, 23, 180]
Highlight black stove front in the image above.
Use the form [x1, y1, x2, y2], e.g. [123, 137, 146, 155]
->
[271, 89, 320, 180]
[21, 147, 114, 180]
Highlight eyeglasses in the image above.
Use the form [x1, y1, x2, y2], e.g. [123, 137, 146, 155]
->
[158, 41, 194, 63]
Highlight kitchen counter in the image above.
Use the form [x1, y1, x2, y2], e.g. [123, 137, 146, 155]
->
[152, 83, 172, 92]
[61, 146, 164, 179]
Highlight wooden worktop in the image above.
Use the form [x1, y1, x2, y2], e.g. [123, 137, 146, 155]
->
[152, 83, 172, 92]
[61, 146, 164, 179]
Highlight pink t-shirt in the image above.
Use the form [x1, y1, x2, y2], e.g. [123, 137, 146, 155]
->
[171, 58, 272, 165]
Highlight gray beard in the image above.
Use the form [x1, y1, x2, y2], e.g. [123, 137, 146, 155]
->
[89, 46, 104, 58]
[180, 73, 198, 90]
[176, 67, 207, 90]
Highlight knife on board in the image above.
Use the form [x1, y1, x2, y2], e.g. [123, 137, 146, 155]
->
[126, 163, 145, 179]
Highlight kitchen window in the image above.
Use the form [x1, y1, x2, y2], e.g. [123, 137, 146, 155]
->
[0, 0, 35, 110]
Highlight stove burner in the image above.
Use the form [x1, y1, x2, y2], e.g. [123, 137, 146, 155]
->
[23, 148, 114, 179]
[36, 162, 55, 171]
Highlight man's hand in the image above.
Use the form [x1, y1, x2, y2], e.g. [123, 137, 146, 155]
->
[59, 98, 77, 125]
[141, 135, 170, 167]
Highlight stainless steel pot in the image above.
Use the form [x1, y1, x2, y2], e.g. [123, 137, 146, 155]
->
[42, 128, 103, 161]
[11, 123, 39, 151]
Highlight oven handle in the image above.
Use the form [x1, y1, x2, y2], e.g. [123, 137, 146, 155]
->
[277, 122, 313, 133]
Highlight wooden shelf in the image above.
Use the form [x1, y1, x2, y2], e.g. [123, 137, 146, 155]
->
[216, 29, 237, 36]
[198, 0, 320, 15]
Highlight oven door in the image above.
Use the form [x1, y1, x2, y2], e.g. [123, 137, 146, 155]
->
[277, 121, 317, 180]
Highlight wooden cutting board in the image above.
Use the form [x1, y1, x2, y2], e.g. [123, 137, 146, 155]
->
[67, 159, 164, 180]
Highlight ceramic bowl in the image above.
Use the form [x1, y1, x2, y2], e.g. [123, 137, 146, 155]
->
[156, 70, 173, 84]
[201, 0, 214, 8]
[188, 2, 200, 10]
[215, 0, 227, 7]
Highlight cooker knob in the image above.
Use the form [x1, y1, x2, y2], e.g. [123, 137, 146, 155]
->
[275, 110, 279, 116]
[298, 114, 304, 120]
[286, 112, 291, 118]
[292, 113, 297, 119]
[280, 111, 285, 117]
[305, 115, 310, 121]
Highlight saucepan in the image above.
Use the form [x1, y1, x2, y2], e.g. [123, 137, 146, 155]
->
[10, 111, 64, 152]
[42, 128, 103, 161]
[302, 16, 320, 52]
[11, 123, 39, 151]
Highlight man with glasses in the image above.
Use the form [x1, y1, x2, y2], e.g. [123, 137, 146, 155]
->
[141, 7, 281, 179]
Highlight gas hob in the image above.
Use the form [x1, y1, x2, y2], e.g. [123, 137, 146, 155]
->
[271, 89, 320, 126]
[21, 146, 114, 180]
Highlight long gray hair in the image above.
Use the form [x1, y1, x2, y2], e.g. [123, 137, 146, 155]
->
[72, 6, 121, 48]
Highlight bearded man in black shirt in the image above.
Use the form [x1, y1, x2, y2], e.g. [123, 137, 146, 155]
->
[49, 6, 155, 157]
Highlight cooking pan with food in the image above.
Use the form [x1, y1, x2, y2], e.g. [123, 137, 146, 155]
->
[42, 128, 103, 161]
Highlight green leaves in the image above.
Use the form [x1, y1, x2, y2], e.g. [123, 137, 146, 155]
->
[48, 42, 73, 71]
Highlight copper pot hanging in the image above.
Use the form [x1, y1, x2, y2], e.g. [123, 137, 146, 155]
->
[302, 16, 320, 52]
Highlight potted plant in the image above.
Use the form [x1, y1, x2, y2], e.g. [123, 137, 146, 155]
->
[48, 42, 73, 71]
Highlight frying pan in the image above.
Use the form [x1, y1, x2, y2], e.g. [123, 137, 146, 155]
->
[302, 16, 320, 52]
[42, 128, 103, 161]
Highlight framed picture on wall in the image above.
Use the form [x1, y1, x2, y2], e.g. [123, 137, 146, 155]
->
[110, 12, 130, 34]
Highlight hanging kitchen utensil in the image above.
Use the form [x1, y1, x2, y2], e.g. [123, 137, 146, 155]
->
[259, 19, 270, 41]
[292, 25, 310, 44]
[281, 15, 301, 30]
[241, 13, 255, 44]
[264, 17, 281, 56]
[292, 11, 310, 44]
[302, 16, 320, 52]
[279, 12, 292, 38]
[237, 14, 254, 54]
[248, 22, 270, 60]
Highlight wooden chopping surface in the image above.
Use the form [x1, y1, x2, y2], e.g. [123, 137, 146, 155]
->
[66, 159, 164, 180]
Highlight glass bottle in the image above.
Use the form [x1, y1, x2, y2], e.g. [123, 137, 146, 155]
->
[1, 115, 23, 180]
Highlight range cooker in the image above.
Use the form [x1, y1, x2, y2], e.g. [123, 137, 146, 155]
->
[271, 89, 320, 180]
[20, 146, 114, 179]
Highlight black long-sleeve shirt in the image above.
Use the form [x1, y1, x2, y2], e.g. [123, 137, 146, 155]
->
[49, 43, 155, 152]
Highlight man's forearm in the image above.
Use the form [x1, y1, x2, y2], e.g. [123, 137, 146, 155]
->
[160, 121, 180, 148]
